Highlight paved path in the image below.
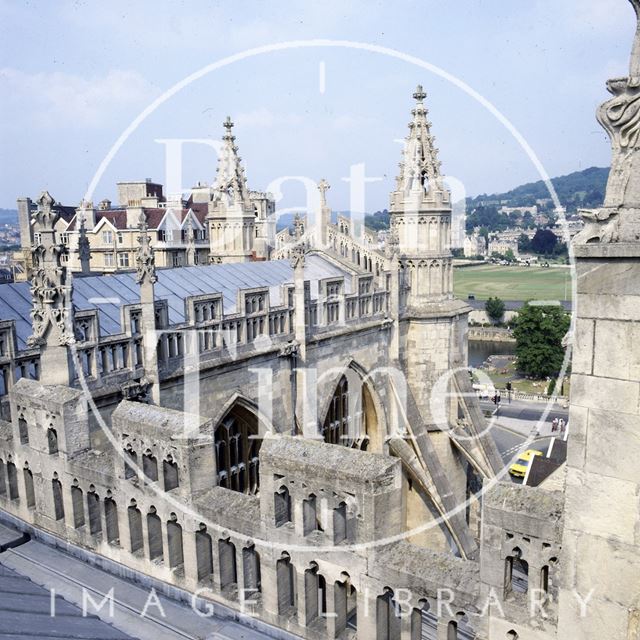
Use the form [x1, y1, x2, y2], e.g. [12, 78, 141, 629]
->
[480, 398, 569, 439]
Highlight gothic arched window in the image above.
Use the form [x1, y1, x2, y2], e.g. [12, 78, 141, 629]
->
[322, 375, 372, 450]
[215, 405, 261, 494]
[322, 376, 350, 446]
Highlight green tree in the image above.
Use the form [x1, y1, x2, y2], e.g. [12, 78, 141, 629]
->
[478, 226, 490, 250]
[517, 233, 531, 253]
[485, 297, 506, 324]
[504, 248, 516, 262]
[521, 211, 535, 228]
[530, 228, 558, 255]
[513, 303, 570, 378]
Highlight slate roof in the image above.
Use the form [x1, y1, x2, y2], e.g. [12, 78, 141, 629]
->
[0, 523, 132, 640]
[0, 254, 353, 350]
[66, 205, 207, 231]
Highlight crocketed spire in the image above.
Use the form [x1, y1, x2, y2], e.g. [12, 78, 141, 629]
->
[395, 85, 445, 198]
[211, 116, 250, 208]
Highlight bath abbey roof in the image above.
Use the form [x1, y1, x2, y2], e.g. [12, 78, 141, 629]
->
[0, 253, 352, 348]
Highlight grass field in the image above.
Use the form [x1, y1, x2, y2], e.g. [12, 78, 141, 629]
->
[453, 264, 572, 301]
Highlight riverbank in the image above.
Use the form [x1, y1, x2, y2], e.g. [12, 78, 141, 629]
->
[468, 327, 516, 342]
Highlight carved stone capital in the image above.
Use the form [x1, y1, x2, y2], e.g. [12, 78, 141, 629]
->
[278, 340, 299, 358]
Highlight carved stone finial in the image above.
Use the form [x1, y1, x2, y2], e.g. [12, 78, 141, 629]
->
[318, 178, 330, 207]
[222, 116, 235, 142]
[33, 191, 58, 231]
[413, 84, 427, 102]
[27, 202, 73, 347]
[289, 243, 306, 270]
[77, 213, 91, 270]
[574, 0, 640, 244]
[185, 213, 195, 240]
[136, 213, 157, 285]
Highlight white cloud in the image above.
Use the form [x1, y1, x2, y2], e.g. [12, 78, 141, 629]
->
[0, 68, 158, 128]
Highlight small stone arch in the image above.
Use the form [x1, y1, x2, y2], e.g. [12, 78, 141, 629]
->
[128, 499, 143, 553]
[167, 513, 184, 569]
[51, 475, 64, 521]
[304, 562, 326, 626]
[147, 506, 163, 561]
[195, 523, 213, 583]
[376, 587, 402, 640]
[23, 463, 35, 508]
[142, 449, 158, 482]
[104, 495, 119, 545]
[47, 426, 58, 455]
[71, 481, 84, 528]
[242, 543, 261, 596]
[276, 551, 296, 616]
[505, 546, 529, 595]
[219, 538, 238, 595]
[163, 454, 179, 491]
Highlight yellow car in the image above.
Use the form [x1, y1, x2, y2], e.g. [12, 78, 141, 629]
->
[509, 449, 543, 478]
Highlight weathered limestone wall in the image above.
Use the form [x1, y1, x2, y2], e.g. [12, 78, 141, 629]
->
[557, 252, 640, 640]
[480, 482, 563, 640]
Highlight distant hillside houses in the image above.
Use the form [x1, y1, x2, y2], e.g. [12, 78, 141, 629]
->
[499, 205, 538, 216]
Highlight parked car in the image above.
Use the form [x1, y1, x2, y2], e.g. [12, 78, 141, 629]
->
[508, 449, 543, 478]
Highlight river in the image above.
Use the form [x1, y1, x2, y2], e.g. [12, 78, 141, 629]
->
[468, 340, 516, 368]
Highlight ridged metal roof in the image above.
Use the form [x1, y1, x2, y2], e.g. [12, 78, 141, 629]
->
[0, 255, 352, 349]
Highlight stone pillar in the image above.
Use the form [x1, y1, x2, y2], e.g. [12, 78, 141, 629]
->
[62, 482, 76, 532]
[27, 192, 74, 386]
[211, 539, 222, 592]
[317, 179, 330, 249]
[400, 609, 413, 640]
[181, 525, 199, 589]
[324, 580, 339, 638]
[291, 248, 309, 436]
[135, 213, 160, 404]
[295, 568, 309, 629]
[260, 560, 279, 617]
[357, 587, 377, 639]
[117, 501, 131, 558]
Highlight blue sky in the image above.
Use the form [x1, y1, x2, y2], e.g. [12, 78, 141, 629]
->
[0, 0, 635, 211]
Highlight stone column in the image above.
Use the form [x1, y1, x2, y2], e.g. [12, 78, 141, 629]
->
[135, 213, 160, 404]
[260, 560, 279, 617]
[181, 525, 199, 589]
[295, 568, 309, 629]
[357, 587, 377, 639]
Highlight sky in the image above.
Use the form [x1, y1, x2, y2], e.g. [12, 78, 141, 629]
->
[0, 0, 635, 212]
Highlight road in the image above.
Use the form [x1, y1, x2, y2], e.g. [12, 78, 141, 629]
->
[479, 397, 568, 484]
[480, 398, 569, 425]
